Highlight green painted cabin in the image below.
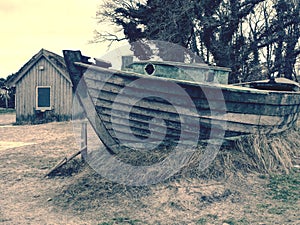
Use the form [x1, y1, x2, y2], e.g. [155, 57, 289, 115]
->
[126, 61, 231, 84]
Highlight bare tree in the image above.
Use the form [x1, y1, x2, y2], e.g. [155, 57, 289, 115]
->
[0, 88, 10, 109]
[95, 0, 299, 83]
[95, 0, 196, 61]
[254, 0, 300, 79]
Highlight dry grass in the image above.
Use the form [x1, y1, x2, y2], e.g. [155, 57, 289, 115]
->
[50, 126, 300, 224]
[1, 112, 299, 224]
[233, 128, 300, 174]
[53, 126, 300, 182]
[75, 129, 299, 188]
[147, 127, 300, 182]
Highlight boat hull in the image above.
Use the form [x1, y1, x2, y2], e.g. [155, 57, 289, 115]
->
[63, 51, 300, 153]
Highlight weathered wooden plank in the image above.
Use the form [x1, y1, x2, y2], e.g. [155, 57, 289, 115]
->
[82, 64, 300, 106]
[101, 115, 295, 146]
[87, 84, 212, 114]
[89, 83, 298, 121]
[85, 76, 300, 116]
[101, 115, 223, 141]
[96, 101, 296, 138]
[104, 121, 242, 143]
[90, 89, 201, 117]
[59, 72, 64, 115]
[25, 65, 31, 116]
[20, 78, 25, 117]
[96, 102, 198, 126]
[97, 105, 296, 134]
[99, 113, 197, 138]
[99, 110, 195, 132]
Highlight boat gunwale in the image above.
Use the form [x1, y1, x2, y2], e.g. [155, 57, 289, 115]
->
[74, 62, 300, 96]
[85, 76, 300, 107]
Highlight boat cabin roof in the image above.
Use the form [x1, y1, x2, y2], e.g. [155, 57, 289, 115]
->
[237, 78, 300, 92]
[129, 60, 232, 72]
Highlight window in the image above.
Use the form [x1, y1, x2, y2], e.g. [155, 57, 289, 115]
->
[36, 86, 51, 110]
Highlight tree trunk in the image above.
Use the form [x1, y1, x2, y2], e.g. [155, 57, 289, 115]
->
[5, 94, 8, 109]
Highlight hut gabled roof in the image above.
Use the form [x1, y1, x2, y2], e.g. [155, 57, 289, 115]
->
[6, 49, 71, 87]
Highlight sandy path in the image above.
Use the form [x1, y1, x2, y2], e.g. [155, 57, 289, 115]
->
[0, 114, 93, 224]
[0, 113, 15, 126]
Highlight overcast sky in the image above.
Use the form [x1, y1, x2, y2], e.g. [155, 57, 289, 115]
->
[0, 0, 125, 78]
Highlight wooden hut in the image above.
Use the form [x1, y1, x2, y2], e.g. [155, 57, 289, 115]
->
[7, 49, 73, 123]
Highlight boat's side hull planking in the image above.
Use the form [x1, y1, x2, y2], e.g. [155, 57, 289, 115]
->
[78, 67, 300, 145]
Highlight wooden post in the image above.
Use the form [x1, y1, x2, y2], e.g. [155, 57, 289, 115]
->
[81, 121, 87, 160]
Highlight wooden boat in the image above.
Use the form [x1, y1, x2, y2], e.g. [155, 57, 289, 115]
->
[63, 50, 300, 153]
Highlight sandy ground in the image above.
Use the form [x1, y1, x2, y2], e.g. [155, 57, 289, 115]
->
[0, 113, 299, 225]
[0, 114, 90, 224]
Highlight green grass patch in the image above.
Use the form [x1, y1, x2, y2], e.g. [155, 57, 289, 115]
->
[221, 218, 249, 225]
[0, 211, 9, 223]
[196, 214, 219, 224]
[206, 214, 218, 220]
[99, 217, 141, 225]
[0, 108, 15, 114]
[256, 203, 271, 209]
[257, 174, 268, 179]
[197, 218, 207, 224]
[222, 218, 236, 225]
[237, 218, 250, 224]
[267, 169, 300, 203]
[267, 207, 287, 215]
